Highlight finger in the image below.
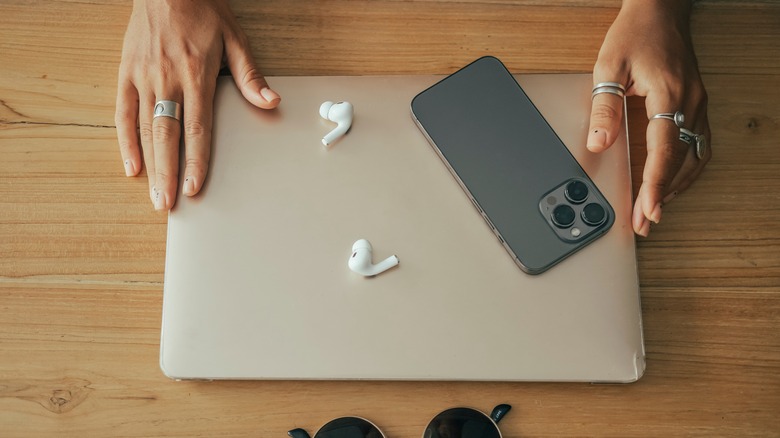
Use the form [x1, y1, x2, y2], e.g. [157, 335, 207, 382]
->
[662, 124, 712, 203]
[587, 90, 626, 153]
[138, 91, 157, 203]
[671, 148, 711, 195]
[181, 78, 217, 197]
[587, 61, 629, 153]
[633, 195, 651, 237]
[115, 79, 142, 177]
[152, 97, 183, 211]
[223, 27, 280, 109]
[638, 116, 689, 225]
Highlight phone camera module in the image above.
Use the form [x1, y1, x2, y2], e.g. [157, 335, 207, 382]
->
[541, 178, 612, 244]
[552, 204, 576, 228]
[565, 180, 589, 204]
[582, 202, 607, 226]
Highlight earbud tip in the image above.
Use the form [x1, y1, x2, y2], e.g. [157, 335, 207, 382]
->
[352, 239, 372, 252]
[319, 101, 334, 119]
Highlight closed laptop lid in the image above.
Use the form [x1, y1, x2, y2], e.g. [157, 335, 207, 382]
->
[160, 73, 644, 382]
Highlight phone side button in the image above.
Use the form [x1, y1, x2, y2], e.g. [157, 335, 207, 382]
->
[482, 214, 495, 230]
[497, 234, 505, 244]
[471, 198, 483, 213]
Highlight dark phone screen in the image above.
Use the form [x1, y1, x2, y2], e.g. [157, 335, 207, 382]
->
[411, 56, 614, 274]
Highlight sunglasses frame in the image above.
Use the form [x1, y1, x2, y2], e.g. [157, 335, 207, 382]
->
[288, 403, 511, 438]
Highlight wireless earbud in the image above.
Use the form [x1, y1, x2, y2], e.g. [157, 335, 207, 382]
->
[319, 101, 353, 146]
[348, 239, 399, 277]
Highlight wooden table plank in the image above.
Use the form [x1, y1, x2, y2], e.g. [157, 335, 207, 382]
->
[1, 1, 778, 125]
[1, 283, 777, 436]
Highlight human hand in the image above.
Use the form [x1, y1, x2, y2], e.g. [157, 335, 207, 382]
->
[115, 0, 281, 210]
[587, 0, 711, 236]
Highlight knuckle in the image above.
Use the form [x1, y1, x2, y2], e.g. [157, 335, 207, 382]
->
[657, 138, 688, 158]
[184, 157, 207, 173]
[153, 122, 178, 142]
[590, 102, 620, 122]
[155, 168, 177, 184]
[184, 119, 208, 138]
[240, 65, 265, 88]
[139, 122, 154, 144]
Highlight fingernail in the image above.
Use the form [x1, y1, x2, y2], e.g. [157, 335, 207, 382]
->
[663, 191, 678, 204]
[260, 87, 280, 103]
[152, 186, 166, 210]
[124, 159, 134, 177]
[650, 203, 663, 224]
[154, 190, 167, 211]
[183, 177, 195, 196]
[587, 129, 607, 151]
[638, 219, 651, 237]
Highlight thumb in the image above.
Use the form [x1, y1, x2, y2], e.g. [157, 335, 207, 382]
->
[223, 29, 280, 109]
[587, 81, 626, 153]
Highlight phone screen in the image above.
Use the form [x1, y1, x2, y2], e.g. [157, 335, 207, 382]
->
[411, 56, 614, 274]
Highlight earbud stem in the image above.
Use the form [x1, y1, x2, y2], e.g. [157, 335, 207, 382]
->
[368, 255, 399, 276]
[322, 124, 350, 146]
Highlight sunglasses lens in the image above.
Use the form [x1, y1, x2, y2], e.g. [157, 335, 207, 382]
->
[314, 417, 383, 438]
[424, 408, 500, 438]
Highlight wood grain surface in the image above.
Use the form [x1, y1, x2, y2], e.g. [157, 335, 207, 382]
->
[1, 1, 778, 436]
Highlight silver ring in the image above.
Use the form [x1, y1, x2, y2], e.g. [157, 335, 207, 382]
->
[153, 100, 182, 121]
[651, 111, 685, 127]
[679, 127, 707, 160]
[591, 86, 625, 100]
[593, 82, 626, 92]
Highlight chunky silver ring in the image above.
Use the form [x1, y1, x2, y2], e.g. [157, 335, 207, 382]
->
[651, 111, 685, 128]
[153, 100, 182, 121]
[591, 86, 625, 100]
[593, 82, 626, 92]
[679, 127, 707, 160]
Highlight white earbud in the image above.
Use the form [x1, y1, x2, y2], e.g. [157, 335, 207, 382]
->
[319, 101, 353, 146]
[348, 239, 399, 277]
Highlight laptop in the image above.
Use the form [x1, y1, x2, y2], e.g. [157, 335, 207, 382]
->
[160, 73, 645, 382]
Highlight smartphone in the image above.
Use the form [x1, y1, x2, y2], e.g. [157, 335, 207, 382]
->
[411, 56, 614, 274]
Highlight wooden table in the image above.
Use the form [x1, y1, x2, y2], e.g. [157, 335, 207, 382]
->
[1, 1, 778, 436]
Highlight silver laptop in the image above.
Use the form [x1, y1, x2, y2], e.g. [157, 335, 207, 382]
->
[160, 73, 645, 382]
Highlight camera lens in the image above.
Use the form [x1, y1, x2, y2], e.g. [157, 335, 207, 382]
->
[551, 204, 576, 228]
[582, 202, 606, 226]
[565, 180, 589, 204]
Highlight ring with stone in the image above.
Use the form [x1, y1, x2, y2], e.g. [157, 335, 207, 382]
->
[679, 127, 707, 160]
[651, 111, 685, 128]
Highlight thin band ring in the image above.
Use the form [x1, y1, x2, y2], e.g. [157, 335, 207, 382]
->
[591, 86, 625, 100]
[153, 100, 182, 121]
[651, 111, 685, 128]
[593, 82, 626, 92]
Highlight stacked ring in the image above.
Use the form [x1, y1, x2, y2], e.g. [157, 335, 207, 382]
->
[591, 82, 626, 100]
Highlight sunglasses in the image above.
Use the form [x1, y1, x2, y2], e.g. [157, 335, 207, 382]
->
[288, 404, 511, 438]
